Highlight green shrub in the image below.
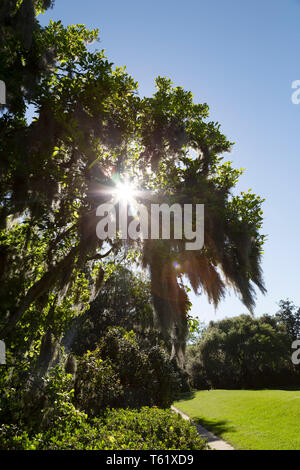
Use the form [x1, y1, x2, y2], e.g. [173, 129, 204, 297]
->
[74, 350, 123, 416]
[0, 362, 206, 450]
[0, 407, 207, 450]
[40, 366, 89, 430]
[0, 327, 182, 437]
[96, 327, 181, 408]
[98, 407, 207, 450]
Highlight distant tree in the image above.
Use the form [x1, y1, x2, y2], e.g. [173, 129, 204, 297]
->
[186, 318, 207, 345]
[187, 314, 298, 389]
[276, 299, 300, 341]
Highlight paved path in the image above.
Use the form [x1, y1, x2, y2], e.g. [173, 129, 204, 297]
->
[171, 405, 235, 450]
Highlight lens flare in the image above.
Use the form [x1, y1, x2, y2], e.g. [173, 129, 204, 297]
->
[113, 181, 136, 202]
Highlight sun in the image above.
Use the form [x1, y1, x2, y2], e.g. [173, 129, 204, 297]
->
[113, 181, 137, 202]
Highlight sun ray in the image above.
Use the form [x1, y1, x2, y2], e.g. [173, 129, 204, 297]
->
[112, 181, 137, 203]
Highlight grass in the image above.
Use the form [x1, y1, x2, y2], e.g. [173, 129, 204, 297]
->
[173, 389, 300, 450]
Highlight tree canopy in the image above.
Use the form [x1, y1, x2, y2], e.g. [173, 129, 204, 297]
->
[275, 299, 300, 341]
[0, 0, 266, 362]
[186, 313, 299, 389]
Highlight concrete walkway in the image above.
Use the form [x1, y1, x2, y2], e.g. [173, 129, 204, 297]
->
[171, 405, 235, 450]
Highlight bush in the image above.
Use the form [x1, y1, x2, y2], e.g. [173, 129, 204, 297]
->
[0, 336, 203, 450]
[97, 407, 207, 450]
[0, 327, 183, 437]
[74, 350, 123, 416]
[0, 407, 207, 450]
[96, 327, 181, 408]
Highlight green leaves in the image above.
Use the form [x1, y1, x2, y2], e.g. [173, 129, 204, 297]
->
[0, 1, 266, 365]
[0, 406, 208, 450]
[187, 314, 297, 389]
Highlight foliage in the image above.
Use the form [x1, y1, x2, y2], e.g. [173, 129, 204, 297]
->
[0, 1, 268, 450]
[0, 0, 269, 452]
[0, 327, 184, 438]
[65, 265, 160, 355]
[0, 0, 266, 364]
[0, 405, 207, 450]
[186, 317, 206, 345]
[275, 299, 300, 341]
[186, 314, 299, 389]
[75, 327, 183, 410]
[74, 350, 123, 416]
[94, 407, 208, 451]
[0, 362, 77, 429]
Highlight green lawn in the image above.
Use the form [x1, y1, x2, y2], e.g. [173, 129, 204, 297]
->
[174, 389, 300, 450]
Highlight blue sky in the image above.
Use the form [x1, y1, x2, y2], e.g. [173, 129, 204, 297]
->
[40, 0, 300, 323]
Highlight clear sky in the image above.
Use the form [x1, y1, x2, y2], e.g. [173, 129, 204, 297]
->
[40, 0, 300, 323]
